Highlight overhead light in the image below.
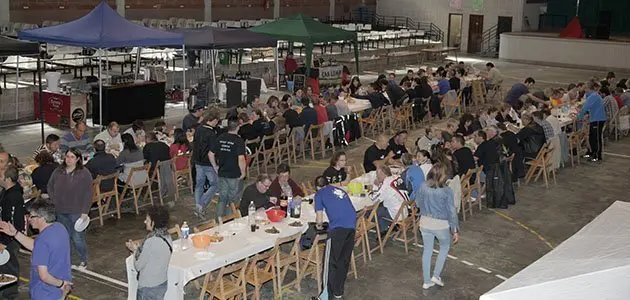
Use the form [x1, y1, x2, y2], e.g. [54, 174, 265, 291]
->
[226, 4, 231, 7]
[59, 5, 65, 9]
[125, 5, 130, 8]
[23, 6, 29, 9]
[179, 4, 184, 8]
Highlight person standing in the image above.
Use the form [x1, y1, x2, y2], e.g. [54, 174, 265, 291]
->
[126, 205, 172, 300]
[47, 148, 93, 268]
[0, 200, 72, 300]
[416, 163, 459, 290]
[182, 105, 203, 132]
[209, 119, 246, 219]
[0, 167, 26, 299]
[314, 176, 356, 300]
[192, 110, 220, 219]
[576, 81, 607, 162]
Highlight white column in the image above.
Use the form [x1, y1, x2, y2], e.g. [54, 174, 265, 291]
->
[204, 0, 212, 21]
[273, 0, 280, 19]
[116, 0, 125, 16]
[329, 0, 335, 20]
[0, 0, 10, 23]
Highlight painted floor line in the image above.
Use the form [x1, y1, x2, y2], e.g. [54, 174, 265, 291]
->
[603, 152, 630, 159]
[71, 265, 129, 288]
[490, 209, 555, 250]
[392, 237, 509, 281]
[20, 276, 83, 300]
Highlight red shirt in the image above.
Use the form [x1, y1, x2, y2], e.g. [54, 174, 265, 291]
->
[614, 95, 623, 108]
[284, 58, 297, 73]
[169, 143, 189, 171]
[314, 104, 329, 124]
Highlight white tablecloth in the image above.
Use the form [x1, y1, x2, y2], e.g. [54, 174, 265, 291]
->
[347, 98, 372, 113]
[217, 78, 268, 102]
[126, 184, 374, 300]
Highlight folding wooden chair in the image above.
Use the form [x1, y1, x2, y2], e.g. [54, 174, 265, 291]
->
[91, 172, 120, 225]
[258, 134, 278, 174]
[149, 159, 174, 206]
[275, 128, 293, 166]
[193, 220, 217, 233]
[459, 169, 474, 221]
[362, 202, 383, 255]
[172, 153, 193, 202]
[381, 194, 418, 254]
[218, 203, 241, 225]
[525, 143, 556, 188]
[245, 137, 262, 177]
[299, 233, 326, 294]
[349, 208, 368, 279]
[198, 258, 249, 300]
[246, 251, 277, 300]
[359, 107, 382, 137]
[304, 123, 328, 160]
[119, 164, 153, 215]
[269, 231, 302, 298]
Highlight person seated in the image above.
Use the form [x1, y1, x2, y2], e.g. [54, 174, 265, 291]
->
[504, 77, 546, 110]
[323, 152, 352, 186]
[182, 105, 203, 132]
[85, 139, 118, 193]
[248, 95, 269, 115]
[399, 69, 415, 86]
[305, 85, 320, 103]
[153, 121, 170, 142]
[280, 102, 303, 129]
[388, 130, 409, 160]
[116, 133, 145, 185]
[416, 128, 439, 152]
[312, 97, 329, 125]
[169, 128, 191, 171]
[251, 109, 275, 143]
[94, 121, 123, 153]
[380, 78, 406, 107]
[496, 103, 519, 124]
[482, 62, 503, 89]
[456, 113, 481, 137]
[417, 150, 433, 178]
[363, 134, 395, 173]
[225, 103, 248, 121]
[31, 151, 59, 195]
[60, 120, 92, 154]
[324, 95, 339, 121]
[293, 88, 306, 106]
[372, 166, 407, 235]
[299, 98, 318, 133]
[123, 120, 145, 142]
[269, 163, 305, 198]
[239, 174, 275, 216]
[266, 96, 280, 118]
[353, 82, 389, 111]
[401, 153, 424, 199]
[517, 114, 545, 160]
[143, 132, 171, 175]
[450, 135, 475, 178]
[34, 134, 63, 165]
[349, 76, 363, 96]
[479, 107, 499, 128]
[497, 123, 525, 181]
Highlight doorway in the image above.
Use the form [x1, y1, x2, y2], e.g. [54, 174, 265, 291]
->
[448, 14, 463, 48]
[497, 16, 513, 37]
[467, 14, 484, 53]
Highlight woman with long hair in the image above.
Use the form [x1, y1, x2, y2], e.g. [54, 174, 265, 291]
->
[126, 205, 172, 299]
[349, 76, 362, 95]
[416, 163, 459, 290]
[322, 151, 352, 185]
[47, 148, 93, 268]
[169, 128, 190, 171]
[117, 133, 144, 183]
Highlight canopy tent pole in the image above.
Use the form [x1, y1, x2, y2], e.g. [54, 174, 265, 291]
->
[105, 49, 110, 82]
[353, 39, 360, 74]
[305, 42, 313, 87]
[275, 42, 280, 91]
[211, 50, 217, 104]
[38, 57, 44, 144]
[134, 47, 141, 80]
[15, 56, 19, 120]
[182, 44, 187, 111]
[575, 0, 580, 16]
[98, 50, 103, 130]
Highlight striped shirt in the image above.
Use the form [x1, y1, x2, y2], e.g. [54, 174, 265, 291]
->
[60, 131, 92, 153]
[33, 145, 64, 164]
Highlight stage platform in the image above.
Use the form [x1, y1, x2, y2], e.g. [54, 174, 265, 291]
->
[499, 32, 630, 72]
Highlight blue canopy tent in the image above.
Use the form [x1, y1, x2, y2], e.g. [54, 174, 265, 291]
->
[18, 1, 184, 127]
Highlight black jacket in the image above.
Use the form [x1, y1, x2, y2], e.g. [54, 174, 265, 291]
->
[85, 151, 118, 192]
[0, 185, 25, 245]
[193, 125, 217, 166]
[354, 92, 389, 110]
[31, 162, 59, 193]
[143, 141, 172, 174]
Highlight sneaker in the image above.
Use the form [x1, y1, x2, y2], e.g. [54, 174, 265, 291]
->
[583, 154, 591, 158]
[193, 207, 206, 220]
[431, 276, 444, 287]
[590, 158, 599, 162]
[470, 197, 477, 202]
[78, 262, 87, 269]
[423, 282, 435, 290]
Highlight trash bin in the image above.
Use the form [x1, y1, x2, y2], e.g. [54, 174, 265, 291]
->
[218, 51, 229, 65]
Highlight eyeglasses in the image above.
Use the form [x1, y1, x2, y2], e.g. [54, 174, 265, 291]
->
[29, 215, 41, 220]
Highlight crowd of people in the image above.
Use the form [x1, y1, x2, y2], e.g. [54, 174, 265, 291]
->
[0, 58, 627, 299]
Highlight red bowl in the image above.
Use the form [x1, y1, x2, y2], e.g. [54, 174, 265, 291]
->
[266, 209, 287, 223]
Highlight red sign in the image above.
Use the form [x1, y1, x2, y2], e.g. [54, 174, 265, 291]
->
[34, 91, 71, 127]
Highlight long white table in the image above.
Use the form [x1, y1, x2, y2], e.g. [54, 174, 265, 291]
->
[126, 182, 375, 300]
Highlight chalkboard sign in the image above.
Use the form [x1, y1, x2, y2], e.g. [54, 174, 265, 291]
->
[293, 74, 306, 91]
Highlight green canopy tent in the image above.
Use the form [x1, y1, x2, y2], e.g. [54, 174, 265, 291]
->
[249, 14, 360, 78]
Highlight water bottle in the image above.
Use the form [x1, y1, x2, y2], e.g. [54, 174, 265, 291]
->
[181, 222, 190, 250]
[248, 201, 256, 232]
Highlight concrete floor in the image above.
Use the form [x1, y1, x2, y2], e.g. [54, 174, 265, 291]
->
[5, 56, 630, 299]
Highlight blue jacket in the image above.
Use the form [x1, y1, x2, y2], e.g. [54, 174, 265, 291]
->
[577, 91, 606, 122]
[415, 184, 459, 232]
[404, 165, 425, 199]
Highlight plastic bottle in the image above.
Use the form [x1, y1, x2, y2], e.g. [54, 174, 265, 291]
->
[248, 201, 256, 232]
[181, 221, 190, 250]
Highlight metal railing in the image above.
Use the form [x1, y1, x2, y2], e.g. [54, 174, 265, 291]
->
[479, 24, 499, 57]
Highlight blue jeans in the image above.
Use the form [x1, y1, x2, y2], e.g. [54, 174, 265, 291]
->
[137, 281, 167, 300]
[56, 213, 88, 263]
[420, 227, 451, 284]
[472, 171, 486, 198]
[194, 164, 218, 211]
[217, 177, 243, 219]
[375, 204, 392, 234]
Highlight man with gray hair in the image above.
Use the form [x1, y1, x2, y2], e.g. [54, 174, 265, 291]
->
[0, 167, 26, 299]
[0, 200, 72, 299]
